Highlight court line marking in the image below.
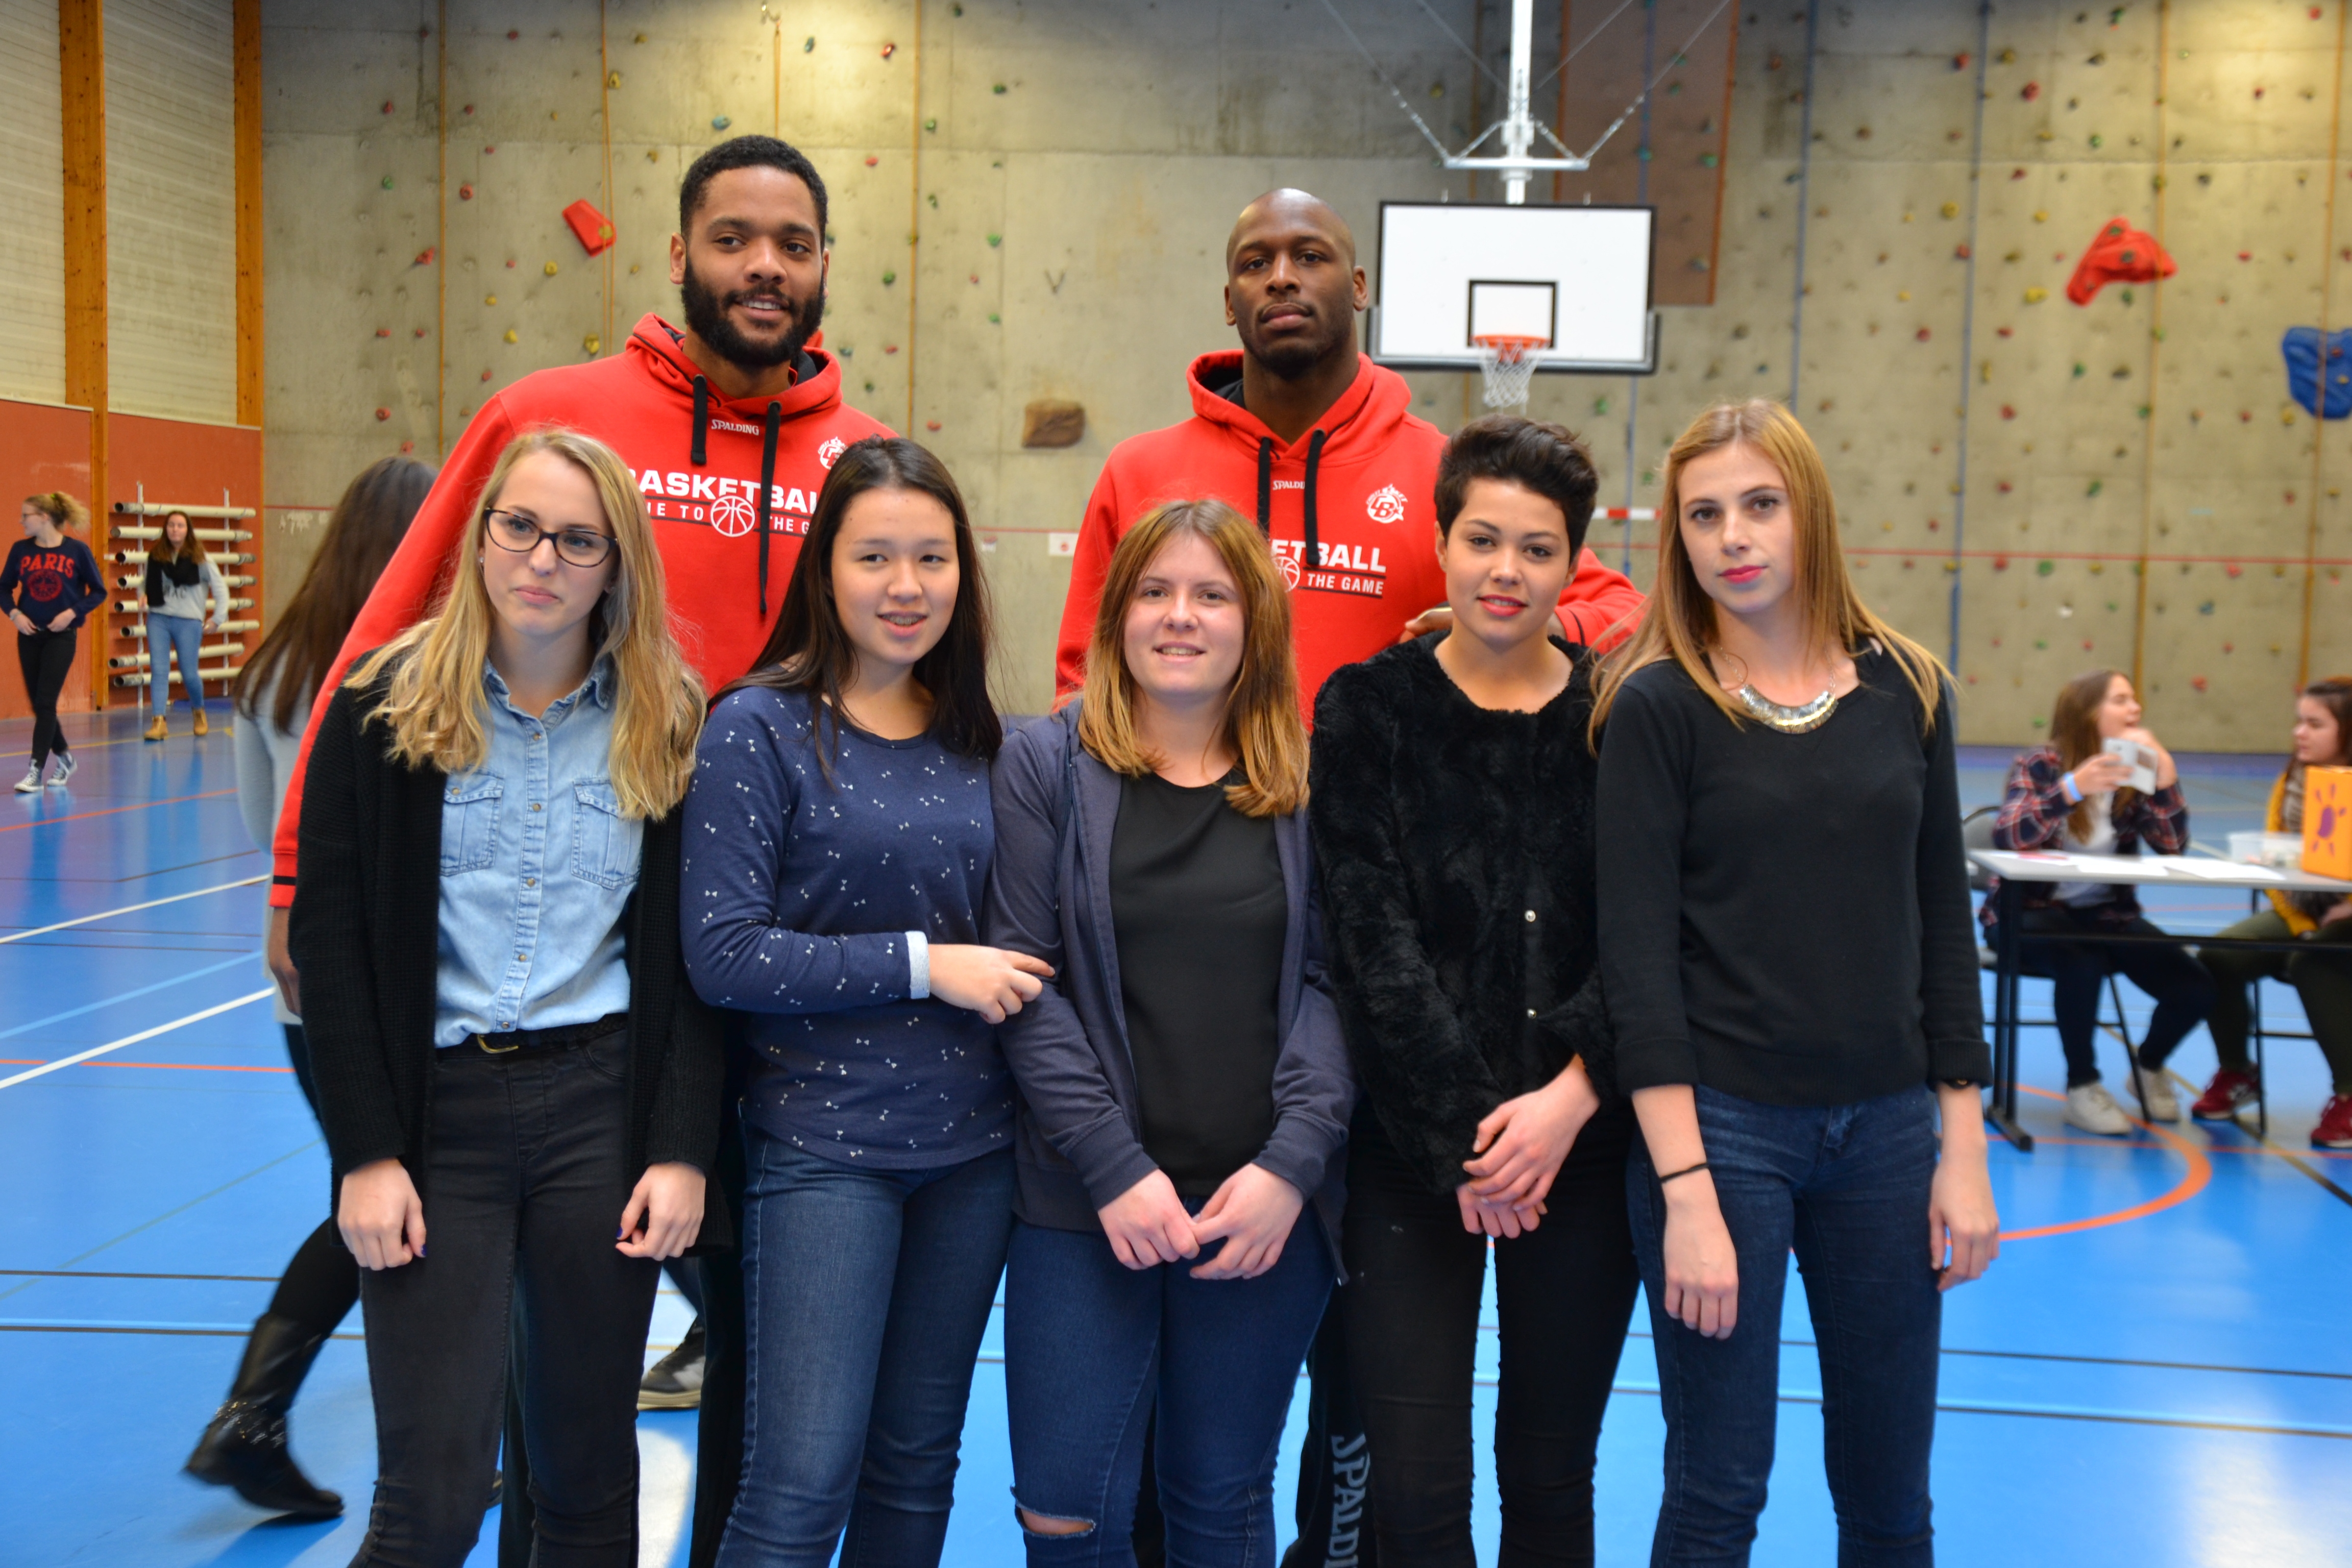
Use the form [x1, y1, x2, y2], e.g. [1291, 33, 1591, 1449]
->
[0, 990, 275, 1090]
[0, 1058, 289, 1073]
[1998, 1087, 2213, 1240]
[0, 876, 264, 945]
[0, 952, 257, 1040]
[0, 1268, 279, 1282]
[0, 788, 236, 834]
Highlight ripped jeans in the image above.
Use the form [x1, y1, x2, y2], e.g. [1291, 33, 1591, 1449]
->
[1002, 1209, 1332, 1567]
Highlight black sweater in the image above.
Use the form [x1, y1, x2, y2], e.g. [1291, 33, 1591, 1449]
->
[1310, 636, 1618, 1197]
[1595, 649, 1989, 1107]
[288, 659, 728, 1239]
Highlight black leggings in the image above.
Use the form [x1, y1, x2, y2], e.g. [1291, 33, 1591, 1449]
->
[16, 628, 77, 768]
[1341, 1108, 1641, 1568]
[2014, 905, 2216, 1087]
[270, 1024, 360, 1335]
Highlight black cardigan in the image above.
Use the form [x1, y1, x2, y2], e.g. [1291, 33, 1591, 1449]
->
[288, 660, 727, 1242]
[1309, 635, 1618, 1197]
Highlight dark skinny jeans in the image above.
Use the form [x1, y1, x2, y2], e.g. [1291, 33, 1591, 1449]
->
[2199, 909, 2352, 1094]
[16, 627, 77, 768]
[352, 1024, 657, 1568]
[2011, 904, 2215, 1087]
[1629, 1085, 1942, 1568]
[1341, 1108, 1640, 1568]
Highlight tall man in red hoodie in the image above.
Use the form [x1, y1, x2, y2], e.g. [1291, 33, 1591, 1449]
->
[1057, 190, 1646, 1568]
[259, 135, 888, 1568]
[1054, 187, 1643, 712]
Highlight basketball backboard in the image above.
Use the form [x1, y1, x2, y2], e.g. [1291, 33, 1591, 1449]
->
[1369, 202, 1658, 375]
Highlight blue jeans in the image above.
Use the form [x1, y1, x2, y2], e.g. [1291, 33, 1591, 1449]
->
[1628, 1085, 1942, 1568]
[1003, 1209, 1333, 1568]
[716, 1131, 1015, 1568]
[146, 611, 208, 709]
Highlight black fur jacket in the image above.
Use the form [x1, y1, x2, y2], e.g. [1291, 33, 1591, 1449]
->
[1309, 634, 1619, 1197]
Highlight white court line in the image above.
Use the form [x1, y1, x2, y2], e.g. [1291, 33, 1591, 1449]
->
[0, 990, 275, 1090]
[0, 876, 266, 945]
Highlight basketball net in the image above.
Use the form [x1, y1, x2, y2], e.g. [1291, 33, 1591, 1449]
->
[1473, 334, 1544, 409]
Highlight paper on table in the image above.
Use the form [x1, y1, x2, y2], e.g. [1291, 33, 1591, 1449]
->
[2146, 856, 2284, 883]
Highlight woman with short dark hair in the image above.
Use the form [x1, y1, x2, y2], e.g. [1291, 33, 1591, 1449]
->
[1312, 414, 1636, 1565]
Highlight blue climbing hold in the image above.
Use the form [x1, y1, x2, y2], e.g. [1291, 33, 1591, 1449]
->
[2283, 326, 2352, 419]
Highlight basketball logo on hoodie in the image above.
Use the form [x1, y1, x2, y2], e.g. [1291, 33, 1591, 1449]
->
[1366, 484, 1407, 525]
[709, 493, 757, 537]
[818, 437, 847, 470]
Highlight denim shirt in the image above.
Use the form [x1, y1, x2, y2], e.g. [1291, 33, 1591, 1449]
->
[434, 657, 641, 1046]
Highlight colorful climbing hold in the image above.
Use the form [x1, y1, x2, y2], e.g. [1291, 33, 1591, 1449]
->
[2025, 287, 2048, 304]
[881, 271, 896, 285]
[415, 247, 435, 265]
[987, 234, 1001, 248]
[480, 369, 492, 381]
[992, 82, 1008, 94]
[2037, 560, 2055, 576]
[381, 175, 395, 189]
[2000, 405, 2017, 420]
[374, 407, 390, 421]
[881, 41, 897, 58]
[2021, 81, 2041, 101]
[1916, 327, 1931, 341]
[2087, 480, 2103, 497]
[712, 115, 731, 130]
[375, 327, 390, 338]
[866, 155, 880, 167]
[544, 261, 559, 276]
[805, 36, 815, 51]
[459, 183, 474, 200]
[583, 335, 600, 354]
[504, 329, 518, 343]
[1941, 202, 1959, 219]
[925, 421, 942, 431]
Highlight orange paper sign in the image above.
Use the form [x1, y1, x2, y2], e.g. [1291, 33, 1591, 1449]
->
[2301, 765, 2352, 879]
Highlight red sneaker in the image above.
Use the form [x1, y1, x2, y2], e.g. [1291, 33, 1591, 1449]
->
[2313, 1094, 2352, 1150]
[2192, 1069, 2260, 1121]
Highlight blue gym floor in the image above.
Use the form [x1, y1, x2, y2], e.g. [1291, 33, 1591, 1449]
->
[3, 709, 2347, 1567]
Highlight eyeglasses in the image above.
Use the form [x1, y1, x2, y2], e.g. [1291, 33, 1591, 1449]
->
[483, 509, 616, 568]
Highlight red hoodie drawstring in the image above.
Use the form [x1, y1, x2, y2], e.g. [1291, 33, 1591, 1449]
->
[756, 402, 781, 618]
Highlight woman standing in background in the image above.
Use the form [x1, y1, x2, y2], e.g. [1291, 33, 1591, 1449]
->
[142, 508, 233, 740]
[184, 455, 433, 1520]
[5, 491, 105, 792]
[1594, 400, 1997, 1567]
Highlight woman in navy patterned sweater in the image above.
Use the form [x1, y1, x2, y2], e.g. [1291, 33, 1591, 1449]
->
[681, 437, 1050, 1568]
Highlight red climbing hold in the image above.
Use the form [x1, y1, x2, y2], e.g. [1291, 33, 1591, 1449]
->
[480, 369, 493, 382]
[1916, 327, 1932, 341]
[1955, 244, 1972, 260]
[865, 155, 880, 166]
[2068, 218, 2176, 304]
[2021, 81, 2041, 101]
[381, 100, 394, 114]
[400, 440, 414, 454]
[375, 327, 390, 338]
[2011, 168, 2027, 180]
[1997, 326, 2014, 338]
[1998, 480, 2014, 493]
[2191, 676, 2210, 693]
[925, 421, 942, 432]
[2000, 404, 2017, 420]
[2226, 564, 2244, 578]
[414, 247, 435, 266]
[374, 407, 391, 421]
[1994, 558, 2010, 572]
[562, 199, 617, 256]
[1953, 53, 1971, 69]
[2240, 409, 2254, 422]
[459, 183, 474, 201]
[2238, 251, 2252, 261]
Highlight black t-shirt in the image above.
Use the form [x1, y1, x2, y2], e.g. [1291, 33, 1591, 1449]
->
[1110, 769, 1286, 1194]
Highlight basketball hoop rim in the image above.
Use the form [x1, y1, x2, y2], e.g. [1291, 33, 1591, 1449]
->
[1471, 333, 1550, 358]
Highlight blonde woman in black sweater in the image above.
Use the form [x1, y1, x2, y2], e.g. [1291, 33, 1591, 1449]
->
[1592, 401, 1997, 1566]
[1311, 416, 1635, 1566]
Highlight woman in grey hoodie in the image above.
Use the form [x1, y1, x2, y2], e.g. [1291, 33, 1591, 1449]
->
[142, 508, 232, 739]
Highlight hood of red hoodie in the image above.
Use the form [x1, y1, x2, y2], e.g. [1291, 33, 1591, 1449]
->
[1182, 349, 1417, 467]
[624, 312, 847, 422]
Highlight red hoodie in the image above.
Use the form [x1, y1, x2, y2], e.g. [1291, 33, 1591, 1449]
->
[1054, 351, 1645, 709]
[267, 312, 893, 905]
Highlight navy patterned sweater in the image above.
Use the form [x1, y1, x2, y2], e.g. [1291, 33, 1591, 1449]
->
[680, 685, 1011, 1169]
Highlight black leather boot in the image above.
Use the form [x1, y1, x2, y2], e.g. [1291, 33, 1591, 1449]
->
[184, 1311, 344, 1518]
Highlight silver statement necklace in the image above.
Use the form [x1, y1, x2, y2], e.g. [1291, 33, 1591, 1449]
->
[1734, 683, 1839, 733]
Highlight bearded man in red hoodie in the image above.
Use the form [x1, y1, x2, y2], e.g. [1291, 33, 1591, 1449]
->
[253, 135, 886, 1568]
[1063, 190, 1646, 1568]
[1054, 188, 1643, 712]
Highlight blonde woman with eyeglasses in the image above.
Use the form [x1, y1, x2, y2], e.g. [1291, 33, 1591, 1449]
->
[290, 428, 718, 1567]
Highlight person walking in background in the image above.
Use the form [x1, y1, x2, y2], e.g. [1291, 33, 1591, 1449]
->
[142, 508, 234, 740]
[6, 491, 104, 792]
[183, 455, 433, 1520]
[2193, 676, 2352, 1149]
[292, 428, 717, 1567]
[1310, 416, 1635, 1567]
[1593, 400, 1998, 1567]
[989, 499, 1351, 1566]
[1981, 669, 2212, 1135]
[684, 438, 1044, 1568]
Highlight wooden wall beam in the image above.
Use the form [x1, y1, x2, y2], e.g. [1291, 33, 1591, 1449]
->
[59, 0, 108, 700]
[234, 0, 262, 429]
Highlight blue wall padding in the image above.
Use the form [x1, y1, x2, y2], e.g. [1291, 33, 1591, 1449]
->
[2284, 326, 2352, 420]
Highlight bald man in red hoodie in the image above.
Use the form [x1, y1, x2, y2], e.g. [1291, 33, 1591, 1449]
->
[1054, 189, 1642, 715]
[1064, 191, 1646, 1568]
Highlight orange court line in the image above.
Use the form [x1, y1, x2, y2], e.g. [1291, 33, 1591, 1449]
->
[0, 1058, 288, 1074]
[0, 789, 236, 834]
[1998, 1086, 2214, 1241]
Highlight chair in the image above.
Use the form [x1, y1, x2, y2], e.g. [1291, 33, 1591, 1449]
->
[1963, 805, 2150, 1113]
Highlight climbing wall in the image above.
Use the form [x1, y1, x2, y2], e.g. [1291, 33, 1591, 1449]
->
[1516, 0, 2352, 749]
[259, 0, 2351, 743]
